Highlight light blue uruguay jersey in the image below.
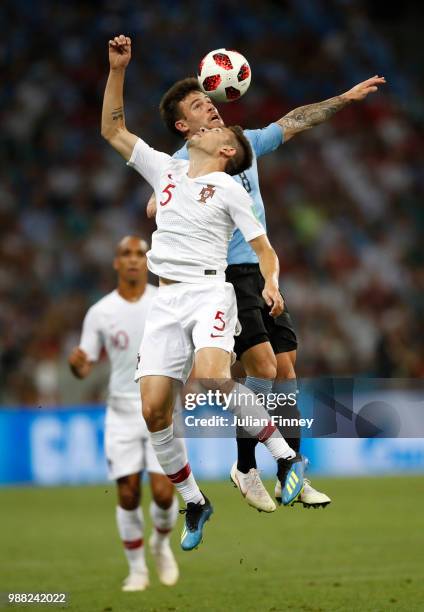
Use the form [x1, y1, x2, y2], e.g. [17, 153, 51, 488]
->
[172, 123, 284, 264]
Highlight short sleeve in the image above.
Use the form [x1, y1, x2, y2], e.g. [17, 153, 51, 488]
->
[226, 182, 266, 243]
[79, 306, 103, 362]
[127, 138, 171, 188]
[172, 144, 189, 160]
[244, 123, 284, 158]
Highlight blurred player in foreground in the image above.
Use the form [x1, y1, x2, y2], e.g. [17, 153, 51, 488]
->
[102, 34, 307, 551]
[147, 73, 385, 511]
[69, 236, 179, 592]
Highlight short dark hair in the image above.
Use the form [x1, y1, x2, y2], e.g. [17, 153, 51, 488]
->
[115, 235, 149, 256]
[225, 126, 253, 176]
[159, 77, 202, 136]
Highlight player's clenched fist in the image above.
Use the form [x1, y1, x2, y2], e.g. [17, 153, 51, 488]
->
[108, 34, 132, 70]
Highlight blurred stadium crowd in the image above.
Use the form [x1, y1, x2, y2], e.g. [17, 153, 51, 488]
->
[1, 0, 423, 405]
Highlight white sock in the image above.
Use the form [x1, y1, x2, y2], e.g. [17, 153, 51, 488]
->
[116, 506, 146, 574]
[263, 433, 296, 460]
[150, 424, 204, 506]
[229, 383, 295, 459]
[150, 497, 179, 544]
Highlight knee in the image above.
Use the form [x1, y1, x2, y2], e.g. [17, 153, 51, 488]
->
[141, 381, 174, 432]
[142, 401, 171, 432]
[142, 397, 172, 432]
[242, 347, 277, 380]
[278, 364, 296, 379]
[246, 358, 277, 380]
[141, 400, 156, 428]
[118, 480, 140, 510]
[196, 363, 229, 381]
[152, 481, 175, 509]
[276, 351, 297, 380]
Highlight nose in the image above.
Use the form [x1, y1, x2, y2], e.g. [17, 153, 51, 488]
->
[199, 127, 207, 133]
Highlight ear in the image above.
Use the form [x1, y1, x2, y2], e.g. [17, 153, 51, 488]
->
[220, 145, 236, 160]
[175, 119, 189, 136]
[113, 258, 119, 271]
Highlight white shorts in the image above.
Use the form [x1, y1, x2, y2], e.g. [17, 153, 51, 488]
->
[135, 281, 237, 382]
[104, 397, 164, 480]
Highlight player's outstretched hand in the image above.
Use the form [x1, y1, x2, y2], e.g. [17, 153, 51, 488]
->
[343, 75, 386, 101]
[108, 34, 132, 70]
[263, 283, 284, 318]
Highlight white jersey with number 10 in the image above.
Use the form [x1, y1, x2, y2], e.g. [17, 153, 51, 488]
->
[79, 285, 157, 399]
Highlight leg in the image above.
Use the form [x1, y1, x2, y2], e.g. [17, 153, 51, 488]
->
[115, 473, 149, 591]
[237, 341, 277, 472]
[104, 400, 150, 592]
[148, 472, 179, 586]
[274, 350, 331, 508]
[223, 267, 305, 504]
[195, 346, 303, 507]
[195, 347, 295, 461]
[141, 375, 203, 505]
[230, 343, 278, 512]
[233, 309, 278, 473]
[275, 350, 299, 453]
[141, 375, 211, 550]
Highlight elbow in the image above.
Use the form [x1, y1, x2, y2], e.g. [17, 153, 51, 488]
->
[101, 126, 114, 142]
[101, 122, 125, 143]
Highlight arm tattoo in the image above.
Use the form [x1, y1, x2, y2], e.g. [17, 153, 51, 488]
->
[279, 95, 349, 132]
[111, 106, 124, 121]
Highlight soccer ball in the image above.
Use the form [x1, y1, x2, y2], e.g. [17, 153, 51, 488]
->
[197, 48, 251, 103]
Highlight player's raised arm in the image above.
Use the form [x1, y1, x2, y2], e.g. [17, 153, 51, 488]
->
[101, 34, 138, 160]
[277, 75, 386, 142]
[248, 235, 284, 318]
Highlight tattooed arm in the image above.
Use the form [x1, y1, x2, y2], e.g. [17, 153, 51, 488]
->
[278, 75, 386, 142]
[101, 34, 138, 160]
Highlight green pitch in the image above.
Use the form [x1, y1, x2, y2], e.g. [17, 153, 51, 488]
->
[1, 477, 423, 612]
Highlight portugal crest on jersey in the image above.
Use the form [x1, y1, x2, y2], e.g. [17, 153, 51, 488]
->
[198, 185, 216, 204]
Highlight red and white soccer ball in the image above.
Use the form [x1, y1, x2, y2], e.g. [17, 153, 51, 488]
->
[197, 48, 251, 103]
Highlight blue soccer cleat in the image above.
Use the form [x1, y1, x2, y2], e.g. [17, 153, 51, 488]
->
[277, 454, 309, 506]
[179, 494, 213, 551]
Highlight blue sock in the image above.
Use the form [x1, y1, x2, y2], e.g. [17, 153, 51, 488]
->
[236, 377, 274, 473]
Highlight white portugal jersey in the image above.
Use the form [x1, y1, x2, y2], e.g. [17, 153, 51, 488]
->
[127, 139, 265, 283]
[79, 285, 157, 399]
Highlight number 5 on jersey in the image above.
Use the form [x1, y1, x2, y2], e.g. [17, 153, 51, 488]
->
[160, 175, 175, 206]
[211, 310, 226, 338]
